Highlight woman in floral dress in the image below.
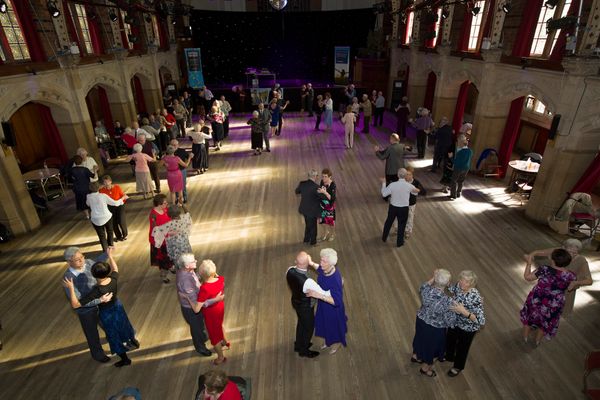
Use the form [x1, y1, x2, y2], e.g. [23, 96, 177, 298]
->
[520, 248, 575, 346]
[318, 168, 337, 242]
[152, 204, 193, 268]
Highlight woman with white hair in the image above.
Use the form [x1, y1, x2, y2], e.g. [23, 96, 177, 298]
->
[125, 143, 155, 199]
[247, 110, 264, 155]
[411, 269, 456, 377]
[160, 145, 192, 205]
[525, 239, 592, 316]
[306, 248, 347, 354]
[190, 121, 212, 174]
[75, 147, 99, 182]
[181, 260, 229, 365]
[445, 270, 486, 377]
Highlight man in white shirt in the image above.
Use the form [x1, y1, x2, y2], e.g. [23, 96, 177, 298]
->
[86, 182, 127, 251]
[380, 168, 420, 247]
[374, 91, 385, 127]
[132, 121, 152, 141]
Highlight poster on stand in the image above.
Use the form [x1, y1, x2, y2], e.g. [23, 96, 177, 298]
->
[334, 46, 350, 85]
[185, 48, 205, 89]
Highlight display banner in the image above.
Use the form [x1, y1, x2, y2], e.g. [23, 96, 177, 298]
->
[334, 46, 350, 85]
[185, 48, 205, 89]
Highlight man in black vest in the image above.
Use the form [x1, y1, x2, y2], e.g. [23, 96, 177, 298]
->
[286, 251, 322, 358]
[295, 170, 324, 245]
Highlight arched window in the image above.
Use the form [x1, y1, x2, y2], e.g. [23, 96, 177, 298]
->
[530, 0, 572, 57]
[0, 0, 30, 61]
[467, 1, 486, 51]
[403, 11, 414, 45]
[525, 95, 552, 116]
[73, 4, 93, 54]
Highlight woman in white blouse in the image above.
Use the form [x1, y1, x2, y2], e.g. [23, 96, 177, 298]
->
[76, 148, 99, 182]
[87, 181, 127, 251]
[190, 121, 212, 174]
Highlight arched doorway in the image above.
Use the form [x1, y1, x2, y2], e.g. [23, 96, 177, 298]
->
[85, 85, 116, 136]
[9, 102, 69, 171]
[131, 75, 148, 115]
[423, 71, 436, 113]
[452, 80, 479, 134]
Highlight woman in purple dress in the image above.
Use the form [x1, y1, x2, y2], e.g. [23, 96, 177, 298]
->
[160, 145, 192, 205]
[520, 248, 575, 346]
[306, 248, 347, 354]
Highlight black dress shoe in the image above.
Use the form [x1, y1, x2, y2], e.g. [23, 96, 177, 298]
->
[128, 338, 140, 349]
[96, 355, 111, 363]
[197, 348, 212, 357]
[299, 350, 319, 358]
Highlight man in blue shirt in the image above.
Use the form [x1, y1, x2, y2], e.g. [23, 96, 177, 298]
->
[62, 247, 112, 362]
[449, 137, 473, 200]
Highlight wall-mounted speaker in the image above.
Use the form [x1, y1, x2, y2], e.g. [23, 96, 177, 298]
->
[548, 114, 561, 139]
[1, 121, 16, 147]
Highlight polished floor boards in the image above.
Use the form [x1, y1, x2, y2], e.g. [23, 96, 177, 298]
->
[0, 112, 599, 400]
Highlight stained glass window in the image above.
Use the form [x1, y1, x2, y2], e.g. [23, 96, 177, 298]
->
[0, 0, 30, 61]
[73, 4, 93, 54]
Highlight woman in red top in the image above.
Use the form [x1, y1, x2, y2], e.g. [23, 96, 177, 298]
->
[183, 259, 229, 365]
[198, 369, 242, 400]
[149, 194, 174, 283]
[99, 175, 128, 241]
[161, 108, 177, 139]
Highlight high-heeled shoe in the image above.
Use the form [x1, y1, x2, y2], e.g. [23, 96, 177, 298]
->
[212, 357, 227, 365]
[221, 340, 230, 350]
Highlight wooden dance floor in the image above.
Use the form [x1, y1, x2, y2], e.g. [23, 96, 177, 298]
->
[0, 112, 598, 400]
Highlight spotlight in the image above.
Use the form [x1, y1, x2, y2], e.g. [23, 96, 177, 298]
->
[501, 2, 511, 13]
[88, 10, 97, 20]
[145, 14, 152, 23]
[441, 7, 450, 19]
[0, 1, 7, 14]
[545, 0, 558, 9]
[47, 1, 60, 18]
[128, 34, 138, 44]
[172, 18, 176, 25]
[471, 6, 480, 16]
[109, 9, 118, 22]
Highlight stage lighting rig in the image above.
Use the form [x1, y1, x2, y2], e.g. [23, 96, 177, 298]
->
[109, 9, 118, 22]
[545, 0, 559, 9]
[501, 1, 511, 13]
[47, 1, 60, 18]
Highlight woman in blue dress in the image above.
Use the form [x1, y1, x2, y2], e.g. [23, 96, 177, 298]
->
[306, 248, 347, 354]
[269, 99, 281, 138]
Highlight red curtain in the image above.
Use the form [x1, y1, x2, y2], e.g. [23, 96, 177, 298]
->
[452, 81, 470, 134]
[481, 0, 496, 39]
[98, 87, 115, 136]
[458, 8, 473, 52]
[12, 1, 46, 62]
[423, 71, 437, 112]
[86, 6, 104, 55]
[533, 128, 549, 155]
[497, 96, 525, 178]
[549, 0, 580, 62]
[37, 104, 68, 163]
[158, 19, 169, 50]
[62, 0, 83, 55]
[511, 0, 544, 57]
[133, 76, 147, 114]
[571, 152, 600, 194]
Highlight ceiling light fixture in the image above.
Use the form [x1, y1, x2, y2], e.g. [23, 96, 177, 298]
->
[441, 7, 450, 19]
[471, 6, 480, 16]
[501, 2, 511, 13]
[0, 0, 7, 14]
[47, 1, 60, 18]
[109, 9, 118, 22]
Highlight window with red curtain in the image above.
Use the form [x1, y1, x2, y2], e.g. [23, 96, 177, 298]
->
[0, 0, 30, 62]
[119, 10, 132, 50]
[85, 6, 104, 55]
[425, 8, 442, 49]
[402, 11, 414, 45]
[497, 96, 526, 177]
[452, 81, 470, 134]
[72, 4, 94, 54]
[62, 0, 83, 55]
[132, 76, 147, 114]
[511, 0, 544, 57]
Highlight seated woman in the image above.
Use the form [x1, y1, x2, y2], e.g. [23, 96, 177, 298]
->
[520, 248, 575, 346]
[196, 369, 242, 400]
[63, 248, 139, 367]
[411, 269, 456, 377]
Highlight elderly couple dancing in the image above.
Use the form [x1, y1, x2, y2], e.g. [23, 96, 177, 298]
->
[286, 249, 348, 358]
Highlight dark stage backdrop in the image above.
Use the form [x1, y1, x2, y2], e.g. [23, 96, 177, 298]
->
[190, 9, 376, 84]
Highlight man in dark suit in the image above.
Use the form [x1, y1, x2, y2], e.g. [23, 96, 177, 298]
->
[375, 133, 408, 186]
[306, 83, 315, 117]
[295, 170, 324, 245]
[286, 251, 321, 358]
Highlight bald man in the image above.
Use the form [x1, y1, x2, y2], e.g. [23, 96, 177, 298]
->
[286, 251, 327, 358]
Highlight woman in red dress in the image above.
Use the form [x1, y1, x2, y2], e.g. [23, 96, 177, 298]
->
[149, 194, 174, 283]
[183, 259, 229, 365]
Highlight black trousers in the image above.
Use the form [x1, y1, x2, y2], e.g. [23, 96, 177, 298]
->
[176, 118, 186, 138]
[77, 307, 107, 361]
[416, 130, 427, 158]
[445, 327, 477, 370]
[148, 162, 160, 192]
[450, 170, 468, 198]
[383, 174, 399, 201]
[382, 205, 409, 247]
[362, 116, 371, 133]
[303, 215, 318, 245]
[223, 117, 230, 138]
[158, 131, 169, 153]
[276, 113, 284, 135]
[108, 205, 127, 240]
[306, 98, 314, 116]
[92, 217, 114, 252]
[315, 114, 322, 130]
[293, 304, 315, 354]
[432, 150, 446, 170]
[397, 119, 407, 139]
[374, 107, 384, 126]
[180, 306, 210, 353]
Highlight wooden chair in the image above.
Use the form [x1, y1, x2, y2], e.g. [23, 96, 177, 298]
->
[584, 350, 600, 399]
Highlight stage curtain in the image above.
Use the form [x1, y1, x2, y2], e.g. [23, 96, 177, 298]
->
[481, 0, 496, 39]
[571, 152, 600, 194]
[457, 8, 473, 52]
[497, 96, 525, 178]
[12, 1, 46, 62]
[533, 128, 549, 155]
[511, 0, 543, 57]
[86, 6, 104, 55]
[38, 104, 69, 164]
[98, 87, 115, 136]
[133, 76, 147, 114]
[158, 19, 169, 50]
[549, 0, 579, 62]
[452, 81, 470, 134]
[62, 0, 83, 55]
[423, 71, 437, 112]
